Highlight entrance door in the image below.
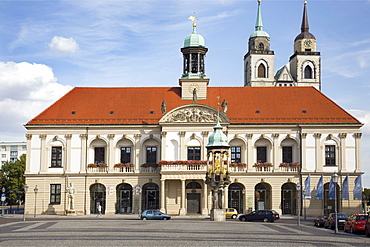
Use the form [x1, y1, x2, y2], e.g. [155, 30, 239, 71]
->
[117, 183, 132, 214]
[187, 193, 201, 214]
[282, 190, 293, 215]
[90, 183, 106, 214]
[228, 183, 244, 214]
[142, 183, 159, 210]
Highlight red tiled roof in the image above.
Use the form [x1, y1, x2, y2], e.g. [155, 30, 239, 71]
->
[26, 86, 360, 125]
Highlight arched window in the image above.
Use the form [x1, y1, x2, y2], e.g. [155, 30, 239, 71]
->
[258, 64, 266, 78]
[304, 66, 313, 79]
[258, 43, 264, 50]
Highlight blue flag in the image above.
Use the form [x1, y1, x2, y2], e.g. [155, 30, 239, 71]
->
[304, 174, 311, 199]
[353, 175, 362, 200]
[315, 175, 323, 200]
[328, 177, 335, 200]
[341, 174, 349, 200]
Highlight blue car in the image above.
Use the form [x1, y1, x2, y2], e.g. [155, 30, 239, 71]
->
[140, 210, 171, 220]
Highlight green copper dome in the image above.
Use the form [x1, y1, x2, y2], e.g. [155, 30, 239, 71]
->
[207, 120, 229, 148]
[184, 24, 206, 48]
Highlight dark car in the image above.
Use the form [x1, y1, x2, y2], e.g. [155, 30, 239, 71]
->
[140, 210, 171, 220]
[239, 210, 280, 222]
[344, 214, 368, 234]
[365, 215, 370, 237]
[314, 215, 327, 227]
[324, 213, 348, 230]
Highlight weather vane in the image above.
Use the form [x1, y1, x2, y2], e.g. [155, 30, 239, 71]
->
[188, 12, 198, 27]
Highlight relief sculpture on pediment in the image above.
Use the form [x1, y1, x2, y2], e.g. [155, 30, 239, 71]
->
[160, 105, 230, 124]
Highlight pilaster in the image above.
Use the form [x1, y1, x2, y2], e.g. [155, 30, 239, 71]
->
[202, 131, 209, 160]
[339, 133, 347, 172]
[161, 132, 167, 161]
[39, 134, 47, 173]
[354, 133, 362, 172]
[179, 131, 186, 160]
[108, 134, 115, 172]
[272, 134, 279, 170]
[160, 179, 166, 213]
[25, 134, 32, 173]
[179, 179, 186, 215]
[314, 133, 322, 172]
[301, 133, 307, 171]
[79, 134, 88, 173]
[134, 134, 142, 172]
[65, 134, 72, 173]
[246, 134, 253, 171]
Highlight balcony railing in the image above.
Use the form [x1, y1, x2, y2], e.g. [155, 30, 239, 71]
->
[87, 167, 108, 173]
[161, 164, 207, 172]
[229, 166, 247, 173]
[114, 167, 134, 173]
[253, 166, 272, 172]
[279, 166, 299, 172]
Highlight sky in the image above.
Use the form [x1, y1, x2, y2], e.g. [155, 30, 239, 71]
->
[0, 0, 369, 187]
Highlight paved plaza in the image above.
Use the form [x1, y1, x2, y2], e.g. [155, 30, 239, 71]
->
[1, 215, 370, 246]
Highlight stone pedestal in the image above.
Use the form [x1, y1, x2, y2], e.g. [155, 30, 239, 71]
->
[66, 209, 76, 216]
[210, 208, 225, 221]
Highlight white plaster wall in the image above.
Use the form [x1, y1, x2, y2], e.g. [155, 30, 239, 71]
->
[346, 148, 356, 172]
[30, 149, 40, 173]
[306, 148, 316, 171]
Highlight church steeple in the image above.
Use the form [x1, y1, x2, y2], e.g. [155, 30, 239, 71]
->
[244, 0, 275, 87]
[289, 1, 321, 90]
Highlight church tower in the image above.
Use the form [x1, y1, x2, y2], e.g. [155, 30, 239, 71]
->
[244, 0, 275, 87]
[289, 1, 321, 90]
[179, 16, 209, 100]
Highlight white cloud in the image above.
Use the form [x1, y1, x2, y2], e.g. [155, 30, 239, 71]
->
[0, 61, 72, 141]
[348, 109, 370, 134]
[48, 36, 79, 54]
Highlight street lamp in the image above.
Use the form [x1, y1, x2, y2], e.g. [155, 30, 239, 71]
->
[23, 184, 29, 221]
[296, 183, 301, 225]
[1, 187, 5, 216]
[332, 172, 339, 234]
[34, 185, 38, 218]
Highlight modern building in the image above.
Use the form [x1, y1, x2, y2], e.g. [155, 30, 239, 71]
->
[0, 142, 27, 166]
[23, 2, 363, 216]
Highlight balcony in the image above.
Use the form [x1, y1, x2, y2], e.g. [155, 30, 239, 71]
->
[87, 167, 108, 173]
[114, 167, 134, 173]
[161, 164, 207, 172]
[253, 166, 272, 172]
[229, 166, 247, 173]
[279, 166, 299, 172]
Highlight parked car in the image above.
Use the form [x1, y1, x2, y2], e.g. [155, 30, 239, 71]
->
[324, 213, 348, 230]
[239, 210, 280, 222]
[344, 214, 368, 234]
[314, 215, 327, 227]
[365, 215, 370, 237]
[225, 208, 238, 219]
[140, 210, 171, 220]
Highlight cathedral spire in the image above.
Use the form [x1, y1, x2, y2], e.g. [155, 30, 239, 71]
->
[255, 0, 263, 32]
[301, 1, 309, 33]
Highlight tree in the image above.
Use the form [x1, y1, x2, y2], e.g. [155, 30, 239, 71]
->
[0, 154, 26, 205]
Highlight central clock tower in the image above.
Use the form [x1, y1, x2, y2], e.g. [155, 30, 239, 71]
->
[179, 20, 209, 100]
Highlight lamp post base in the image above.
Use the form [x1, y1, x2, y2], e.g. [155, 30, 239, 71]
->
[210, 208, 225, 221]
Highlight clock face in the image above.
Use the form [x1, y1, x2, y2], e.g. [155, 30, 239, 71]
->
[188, 83, 200, 93]
[304, 39, 312, 47]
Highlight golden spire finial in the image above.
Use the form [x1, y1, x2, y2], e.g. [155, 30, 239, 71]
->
[258, 0, 261, 3]
[304, 1, 307, 5]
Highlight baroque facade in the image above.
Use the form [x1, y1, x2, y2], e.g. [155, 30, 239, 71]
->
[24, 2, 363, 216]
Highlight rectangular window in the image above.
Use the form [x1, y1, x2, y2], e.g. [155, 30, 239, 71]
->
[282, 146, 293, 163]
[22, 145, 27, 151]
[146, 147, 157, 164]
[10, 151, 18, 157]
[1, 145, 6, 151]
[120, 147, 131, 163]
[51, 147, 62, 167]
[50, 184, 61, 204]
[325, 145, 336, 166]
[94, 147, 105, 164]
[1, 154, 5, 158]
[231, 146, 241, 163]
[257, 146, 267, 163]
[187, 146, 201, 160]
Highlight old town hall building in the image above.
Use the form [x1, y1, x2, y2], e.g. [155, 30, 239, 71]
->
[24, 2, 363, 216]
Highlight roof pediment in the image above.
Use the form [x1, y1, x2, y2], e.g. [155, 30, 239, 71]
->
[160, 104, 229, 124]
